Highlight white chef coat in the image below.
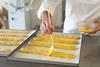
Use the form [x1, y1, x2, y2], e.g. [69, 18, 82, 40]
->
[37, 0, 100, 34]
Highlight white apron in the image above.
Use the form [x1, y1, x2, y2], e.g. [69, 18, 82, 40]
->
[63, 0, 100, 33]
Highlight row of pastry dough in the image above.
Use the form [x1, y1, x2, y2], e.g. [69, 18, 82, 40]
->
[0, 41, 20, 46]
[37, 34, 80, 40]
[0, 37, 25, 41]
[33, 37, 78, 45]
[28, 41, 77, 50]
[20, 48, 76, 59]
[0, 33, 27, 37]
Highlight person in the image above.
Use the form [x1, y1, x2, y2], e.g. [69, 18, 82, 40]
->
[37, 0, 100, 34]
[0, 6, 4, 29]
[0, 18, 3, 29]
[0, 2, 8, 29]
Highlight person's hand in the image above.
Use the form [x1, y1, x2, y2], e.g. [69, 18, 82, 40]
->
[96, 24, 100, 31]
[0, 18, 3, 29]
[40, 11, 55, 34]
[0, 22, 3, 29]
[94, 18, 100, 31]
[79, 18, 100, 34]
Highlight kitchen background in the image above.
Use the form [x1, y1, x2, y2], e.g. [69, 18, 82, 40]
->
[0, 0, 65, 31]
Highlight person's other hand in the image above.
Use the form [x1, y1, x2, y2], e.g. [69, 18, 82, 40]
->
[40, 11, 55, 34]
[94, 18, 100, 31]
[96, 25, 100, 31]
[0, 22, 3, 29]
[79, 18, 100, 34]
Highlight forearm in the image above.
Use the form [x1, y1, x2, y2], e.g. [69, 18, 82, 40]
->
[37, 0, 61, 19]
[41, 11, 52, 22]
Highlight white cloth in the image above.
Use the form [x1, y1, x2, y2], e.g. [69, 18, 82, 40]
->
[38, 0, 100, 33]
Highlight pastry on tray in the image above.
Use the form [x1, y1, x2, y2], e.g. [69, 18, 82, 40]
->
[37, 34, 80, 40]
[0, 32, 28, 34]
[0, 41, 19, 46]
[0, 37, 24, 41]
[32, 37, 78, 45]
[20, 48, 76, 59]
[0, 29, 29, 34]
[0, 33, 26, 37]
[79, 27, 95, 33]
[28, 41, 77, 50]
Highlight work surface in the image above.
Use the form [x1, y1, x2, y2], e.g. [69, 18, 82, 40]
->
[0, 36, 100, 67]
[80, 36, 100, 67]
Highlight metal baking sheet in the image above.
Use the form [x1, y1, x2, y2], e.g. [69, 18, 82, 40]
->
[8, 33, 82, 66]
[0, 29, 37, 57]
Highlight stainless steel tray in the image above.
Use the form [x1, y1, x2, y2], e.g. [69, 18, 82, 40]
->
[8, 33, 83, 66]
[0, 29, 37, 57]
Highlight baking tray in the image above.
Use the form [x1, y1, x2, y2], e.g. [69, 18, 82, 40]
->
[0, 29, 37, 57]
[8, 33, 82, 66]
